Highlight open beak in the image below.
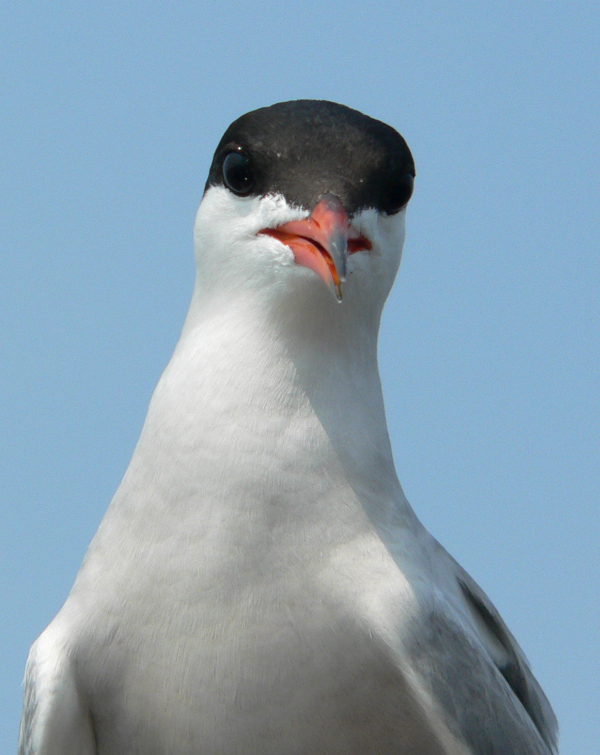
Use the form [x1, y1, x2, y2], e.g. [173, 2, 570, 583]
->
[260, 194, 371, 302]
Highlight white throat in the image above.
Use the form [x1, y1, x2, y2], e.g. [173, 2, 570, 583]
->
[105, 188, 415, 560]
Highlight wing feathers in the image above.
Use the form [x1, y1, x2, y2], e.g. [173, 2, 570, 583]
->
[18, 628, 96, 755]
[457, 576, 558, 754]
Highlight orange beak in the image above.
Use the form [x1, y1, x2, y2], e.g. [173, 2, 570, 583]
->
[260, 194, 371, 302]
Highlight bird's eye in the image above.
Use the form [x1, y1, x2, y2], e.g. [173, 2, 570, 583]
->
[222, 151, 255, 196]
[382, 173, 414, 215]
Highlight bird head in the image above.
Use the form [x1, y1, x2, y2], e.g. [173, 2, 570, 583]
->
[192, 100, 415, 325]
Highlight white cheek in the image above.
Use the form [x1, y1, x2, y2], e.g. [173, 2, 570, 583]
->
[352, 208, 406, 253]
[377, 210, 407, 252]
[256, 234, 295, 269]
[252, 193, 308, 232]
[349, 209, 406, 270]
[193, 188, 407, 304]
[195, 187, 308, 252]
[194, 187, 310, 292]
[351, 208, 380, 245]
[342, 209, 406, 308]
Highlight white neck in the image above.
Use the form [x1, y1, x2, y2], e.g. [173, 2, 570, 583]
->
[125, 276, 415, 537]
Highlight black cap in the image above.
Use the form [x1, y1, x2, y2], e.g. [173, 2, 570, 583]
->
[205, 100, 415, 216]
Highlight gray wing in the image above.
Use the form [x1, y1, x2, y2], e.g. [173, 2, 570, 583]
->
[404, 537, 559, 755]
[457, 574, 557, 753]
[451, 556, 558, 754]
[18, 624, 96, 755]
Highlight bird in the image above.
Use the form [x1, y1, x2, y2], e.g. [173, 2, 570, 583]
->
[18, 100, 558, 755]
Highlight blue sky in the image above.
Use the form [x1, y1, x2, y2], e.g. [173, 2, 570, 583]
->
[1, 2, 598, 752]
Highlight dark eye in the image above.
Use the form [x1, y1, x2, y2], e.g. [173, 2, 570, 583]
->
[222, 151, 255, 196]
[382, 173, 414, 215]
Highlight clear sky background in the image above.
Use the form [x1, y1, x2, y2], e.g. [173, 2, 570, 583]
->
[1, 2, 598, 752]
